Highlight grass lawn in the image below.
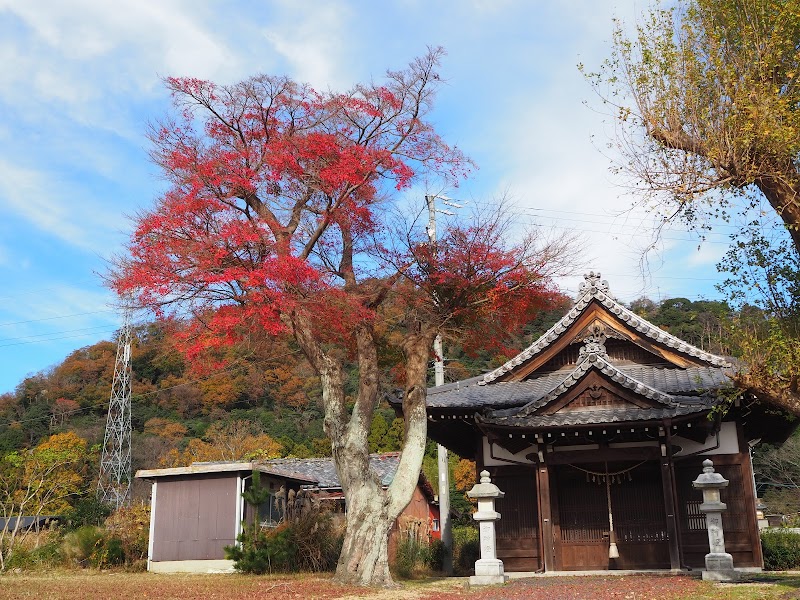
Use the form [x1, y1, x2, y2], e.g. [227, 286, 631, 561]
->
[1, 572, 800, 600]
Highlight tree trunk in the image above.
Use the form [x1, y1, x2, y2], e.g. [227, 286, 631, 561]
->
[291, 311, 434, 587]
[333, 463, 394, 586]
[754, 175, 800, 254]
[331, 329, 434, 587]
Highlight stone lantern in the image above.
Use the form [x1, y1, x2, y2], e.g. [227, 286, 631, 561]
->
[467, 470, 508, 585]
[692, 459, 738, 581]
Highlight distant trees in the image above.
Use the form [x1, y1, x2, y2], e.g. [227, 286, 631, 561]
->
[0, 432, 90, 571]
[158, 421, 282, 467]
[629, 296, 732, 354]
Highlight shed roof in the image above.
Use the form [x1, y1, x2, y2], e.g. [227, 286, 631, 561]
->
[135, 453, 404, 491]
[134, 461, 317, 484]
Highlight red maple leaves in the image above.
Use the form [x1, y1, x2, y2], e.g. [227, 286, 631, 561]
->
[114, 48, 564, 368]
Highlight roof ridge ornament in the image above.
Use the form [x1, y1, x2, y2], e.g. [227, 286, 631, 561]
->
[579, 271, 612, 299]
[578, 322, 608, 361]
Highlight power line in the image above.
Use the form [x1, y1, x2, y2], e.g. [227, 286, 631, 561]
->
[0, 328, 119, 349]
[0, 309, 116, 328]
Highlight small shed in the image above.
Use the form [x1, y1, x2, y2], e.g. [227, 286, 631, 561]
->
[135, 461, 316, 573]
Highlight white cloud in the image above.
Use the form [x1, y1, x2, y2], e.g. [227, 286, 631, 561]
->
[261, 0, 355, 90]
[0, 159, 125, 253]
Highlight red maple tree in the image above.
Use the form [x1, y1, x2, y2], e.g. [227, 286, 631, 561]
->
[113, 48, 572, 586]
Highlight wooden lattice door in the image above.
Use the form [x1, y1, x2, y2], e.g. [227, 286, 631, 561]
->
[553, 461, 670, 570]
[491, 467, 540, 571]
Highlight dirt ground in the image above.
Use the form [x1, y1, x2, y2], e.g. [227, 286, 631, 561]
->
[1, 571, 799, 600]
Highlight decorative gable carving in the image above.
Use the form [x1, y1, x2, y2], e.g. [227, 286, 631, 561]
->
[541, 370, 658, 415]
[565, 384, 625, 411]
[572, 320, 628, 344]
[577, 322, 608, 361]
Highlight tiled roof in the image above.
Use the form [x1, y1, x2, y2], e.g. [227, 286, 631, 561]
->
[481, 272, 731, 384]
[423, 364, 730, 411]
[265, 453, 401, 489]
[480, 404, 711, 428]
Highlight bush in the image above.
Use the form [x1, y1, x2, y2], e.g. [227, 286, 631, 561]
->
[453, 525, 479, 575]
[90, 536, 126, 568]
[62, 526, 104, 567]
[226, 524, 296, 574]
[64, 497, 113, 531]
[5, 540, 62, 570]
[226, 511, 342, 574]
[393, 537, 430, 579]
[427, 538, 445, 571]
[104, 503, 150, 566]
[290, 511, 342, 572]
[762, 529, 800, 570]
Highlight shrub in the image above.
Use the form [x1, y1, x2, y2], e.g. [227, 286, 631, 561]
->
[90, 536, 126, 568]
[226, 511, 341, 574]
[103, 503, 150, 566]
[427, 538, 445, 571]
[5, 540, 62, 570]
[226, 524, 296, 574]
[290, 511, 342, 572]
[2, 525, 63, 570]
[393, 537, 429, 579]
[64, 497, 113, 531]
[762, 529, 800, 570]
[62, 526, 104, 567]
[452, 525, 479, 575]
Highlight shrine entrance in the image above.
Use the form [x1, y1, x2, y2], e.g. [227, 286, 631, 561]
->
[551, 460, 670, 570]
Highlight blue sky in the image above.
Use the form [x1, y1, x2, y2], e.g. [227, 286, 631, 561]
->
[0, 0, 738, 394]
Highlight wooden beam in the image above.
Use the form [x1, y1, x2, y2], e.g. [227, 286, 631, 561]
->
[660, 428, 681, 570]
[538, 462, 555, 572]
[546, 446, 660, 465]
[737, 423, 765, 568]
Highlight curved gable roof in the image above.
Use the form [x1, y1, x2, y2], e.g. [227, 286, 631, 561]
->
[491, 350, 716, 420]
[480, 272, 731, 385]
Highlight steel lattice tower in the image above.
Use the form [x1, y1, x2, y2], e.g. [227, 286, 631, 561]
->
[97, 307, 133, 509]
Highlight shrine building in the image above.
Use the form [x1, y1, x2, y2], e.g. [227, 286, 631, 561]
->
[417, 272, 792, 572]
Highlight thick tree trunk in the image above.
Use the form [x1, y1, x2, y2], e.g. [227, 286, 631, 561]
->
[754, 176, 800, 254]
[331, 329, 434, 587]
[333, 462, 394, 586]
[292, 312, 434, 587]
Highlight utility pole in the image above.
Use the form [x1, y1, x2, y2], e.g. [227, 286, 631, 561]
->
[426, 193, 460, 575]
[97, 304, 133, 509]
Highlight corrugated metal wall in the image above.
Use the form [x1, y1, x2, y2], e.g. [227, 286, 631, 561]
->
[152, 474, 239, 561]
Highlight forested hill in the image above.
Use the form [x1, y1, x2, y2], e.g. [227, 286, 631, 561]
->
[0, 295, 735, 498]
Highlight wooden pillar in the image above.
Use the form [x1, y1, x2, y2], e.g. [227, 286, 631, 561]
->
[660, 424, 681, 570]
[537, 461, 555, 572]
[737, 423, 765, 568]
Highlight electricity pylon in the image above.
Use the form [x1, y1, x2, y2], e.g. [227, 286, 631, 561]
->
[97, 305, 133, 509]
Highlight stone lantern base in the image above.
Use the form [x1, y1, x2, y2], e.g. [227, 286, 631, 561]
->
[702, 552, 738, 582]
[469, 558, 509, 586]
